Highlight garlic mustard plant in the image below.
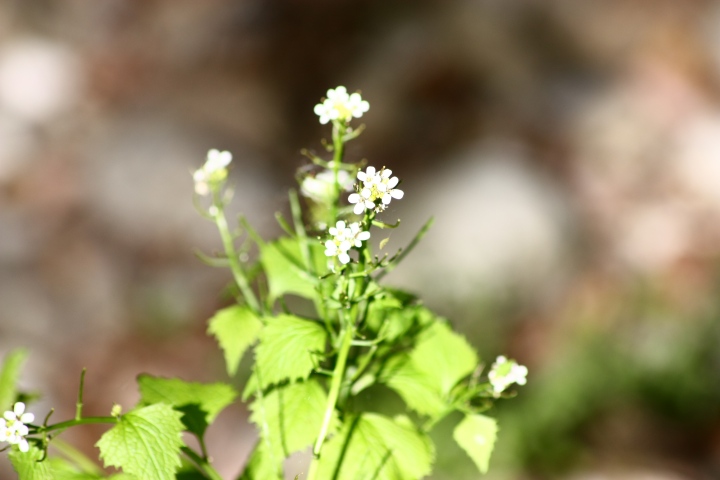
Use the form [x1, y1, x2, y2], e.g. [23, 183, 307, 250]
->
[0, 85, 527, 480]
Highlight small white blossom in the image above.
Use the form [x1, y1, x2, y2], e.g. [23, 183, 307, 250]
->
[193, 149, 232, 195]
[348, 188, 375, 215]
[324, 220, 370, 264]
[314, 86, 369, 125]
[0, 402, 34, 452]
[348, 166, 404, 214]
[488, 356, 528, 396]
[300, 169, 353, 203]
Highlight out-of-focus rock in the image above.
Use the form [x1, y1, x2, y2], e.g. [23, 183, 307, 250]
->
[0, 38, 83, 124]
[387, 141, 573, 304]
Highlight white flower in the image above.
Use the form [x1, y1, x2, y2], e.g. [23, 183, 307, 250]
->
[300, 169, 353, 203]
[348, 166, 404, 214]
[0, 402, 34, 452]
[193, 149, 232, 195]
[488, 356, 528, 396]
[324, 220, 370, 264]
[314, 86, 369, 125]
[348, 188, 375, 215]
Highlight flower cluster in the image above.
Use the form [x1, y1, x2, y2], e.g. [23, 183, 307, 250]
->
[314, 86, 369, 125]
[324, 220, 371, 264]
[348, 166, 404, 215]
[193, 149, 232, 196]
[488, 356, 528, 396]
[0, 402, 34, 453]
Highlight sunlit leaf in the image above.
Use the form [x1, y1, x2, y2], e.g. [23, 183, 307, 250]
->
[9, 445, 54, 480]
[250, 379, 337, 458]
[453, 414, 498, 474]
[137, 375, 237, 438]
[254, 315, 327, 387]
[315, 413, 434, 480]
[96, 404, 184, 480]
[207, 305, 263, 376]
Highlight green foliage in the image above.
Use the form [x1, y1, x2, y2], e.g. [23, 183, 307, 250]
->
[381, 322, 478, 418]
[239, 443, 283, 480]
[96, 404, 184, 480]
[137, 374, 237, 438]
[47, 457, 134, 479]
[314, 413, 434, 480]
[261, 237, 325, 301]
[254, 314, 327, 387]
[250, 379, 338, 458]
[453, 414, 498, 474]
[410, 322, 478, 396]
[207, 305, 263, 376]
[9, 446, 54, 480]
[380, 355, 447, 418]
[1, 87, 520, 480]
[0, 348, 28, 409]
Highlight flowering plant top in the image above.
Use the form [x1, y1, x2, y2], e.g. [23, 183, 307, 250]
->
[0, 84, 527, 480]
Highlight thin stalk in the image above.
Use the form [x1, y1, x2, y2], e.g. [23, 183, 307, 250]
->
[329, 121, 346, 225]
[213, 206, 261, 314]
[375, 216, 434, 281]
[75, 368, 86, 421]
[311, 322, 354, 460]
[181, 446, 224, 480]
[38, 416, 117, 434]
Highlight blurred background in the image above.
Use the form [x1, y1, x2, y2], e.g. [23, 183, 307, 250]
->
[1, 0, 720, 478]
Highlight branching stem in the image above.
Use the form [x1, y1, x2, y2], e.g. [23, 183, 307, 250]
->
[212, 205, 261, 314]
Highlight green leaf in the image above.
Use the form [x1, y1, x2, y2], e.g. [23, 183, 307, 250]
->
[315, 413, 434, 480]
[137, 375, 237, 438]
[96, 404, 184, 480]
[261, 237, 324, 301]
[365, 304, 433, 342]
[9, 445, 54, 480]
[0, 348, 28, 409]
[254, 315, 327, 387]
[250, 379, 338, 458]
[410, 322, 478, 396]
[381, 322, 478, 418]
[238, 442, 283, 480]
[47, 457, 135, 479]
[380, 356, 447, 418]
[453, 414, 498, 474]
[207, 305, 263, 376]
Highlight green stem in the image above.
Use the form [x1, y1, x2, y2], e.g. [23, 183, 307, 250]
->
[75, 368, 86, 421]
[310, 322, 355, 467]
[38, 416, 117, 434]
[329, 121, 346, 225]
[213, 206, 261, 314]
[182, 446, 224, 480]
